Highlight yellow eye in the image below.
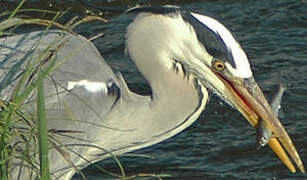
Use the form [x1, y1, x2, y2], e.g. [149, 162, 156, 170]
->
[213, 60, 225, 71]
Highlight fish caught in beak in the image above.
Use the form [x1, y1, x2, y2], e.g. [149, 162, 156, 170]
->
[214, 72, 305, 173]
[256, 83, 286, 150]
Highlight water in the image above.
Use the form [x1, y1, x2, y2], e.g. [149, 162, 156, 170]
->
[2, 0, 307, 179]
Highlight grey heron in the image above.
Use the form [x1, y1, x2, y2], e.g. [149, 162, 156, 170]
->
[0, 6, 304, 179]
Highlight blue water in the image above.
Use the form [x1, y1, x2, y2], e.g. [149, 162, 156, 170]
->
[2, 0, 307, 179]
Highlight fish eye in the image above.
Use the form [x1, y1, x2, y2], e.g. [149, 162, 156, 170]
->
[213, 59, 225, 71]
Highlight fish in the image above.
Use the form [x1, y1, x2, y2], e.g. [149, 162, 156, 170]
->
[256, 84, 286, 150]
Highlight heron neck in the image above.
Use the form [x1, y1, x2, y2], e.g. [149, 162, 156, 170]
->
[150, 66, 200, 108]
[137, 58, 208, 136]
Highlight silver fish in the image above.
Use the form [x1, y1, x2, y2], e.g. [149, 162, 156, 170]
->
[256, 84, 286, 149]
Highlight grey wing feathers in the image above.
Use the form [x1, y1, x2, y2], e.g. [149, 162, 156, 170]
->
[0, 30, 120, 122]
[0, 30, 126, 178]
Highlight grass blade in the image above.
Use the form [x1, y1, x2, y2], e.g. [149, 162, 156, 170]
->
[8, 0, 26, 19]
[37, 68, 50, 179]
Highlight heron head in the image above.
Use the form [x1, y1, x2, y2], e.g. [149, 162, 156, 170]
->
[182, 12, 304, 173]
[126, 7, 304, 172]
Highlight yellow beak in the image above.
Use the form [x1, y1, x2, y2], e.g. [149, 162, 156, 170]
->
[216, 73, 305, 173]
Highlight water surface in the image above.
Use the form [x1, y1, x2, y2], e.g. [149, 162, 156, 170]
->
[2, 0, 307, 179]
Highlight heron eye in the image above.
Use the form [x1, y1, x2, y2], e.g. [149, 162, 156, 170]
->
[213, 60, 225, 71]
